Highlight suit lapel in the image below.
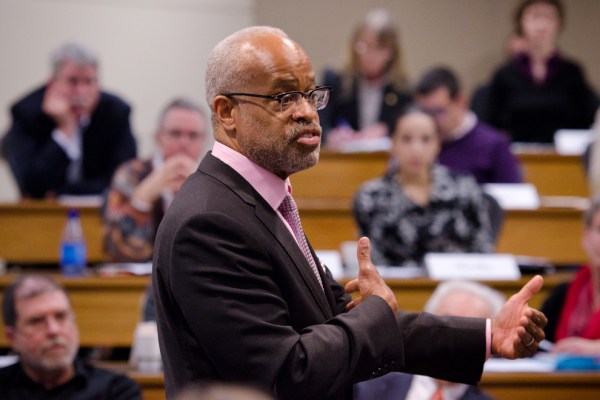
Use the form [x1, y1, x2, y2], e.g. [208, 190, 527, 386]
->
[255, 205, 333, 318]
[200, 154, 333, 319]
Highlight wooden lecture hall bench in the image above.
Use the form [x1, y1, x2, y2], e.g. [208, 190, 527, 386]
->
[0, 150, 596, 399]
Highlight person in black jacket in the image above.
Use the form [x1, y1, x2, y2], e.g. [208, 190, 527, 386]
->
[485, 0, 599, 143]
[1, 42, 137, 198]
[0, 274, 141, 399]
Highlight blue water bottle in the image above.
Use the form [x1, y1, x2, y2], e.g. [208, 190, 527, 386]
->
[59, 209, 87, 276]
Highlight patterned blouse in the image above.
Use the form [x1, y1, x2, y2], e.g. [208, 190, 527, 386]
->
[353, 164, 495, 267]
[103, 158, 164, 262]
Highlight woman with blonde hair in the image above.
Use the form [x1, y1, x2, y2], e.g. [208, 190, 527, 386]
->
[321, 8, 412, 150]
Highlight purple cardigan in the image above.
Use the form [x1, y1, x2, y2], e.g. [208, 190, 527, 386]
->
[438, 122, 522, 184]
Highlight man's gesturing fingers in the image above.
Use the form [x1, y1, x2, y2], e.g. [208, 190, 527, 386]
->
[345, 237, 397, 313]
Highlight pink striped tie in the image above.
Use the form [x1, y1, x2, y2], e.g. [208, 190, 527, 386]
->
[278, 194, 323, 289]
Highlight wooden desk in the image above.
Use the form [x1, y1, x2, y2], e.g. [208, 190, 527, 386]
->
[291, 151, 389, 200]
[0, 272, 570, 350]
[0, 150, 587, 265]
[297, 199, 587, 265]
[480, 371, 600, 400]
[496, 207, 586, 264]
[339, 272, 572, 312]
[0, 274, 149, 347]
[0, 201, 105, 264]
[0, 200, 586, 266]
[291, 151, 589, 199]
[123, 369, 600, 400]
[518, 152, 589, 197]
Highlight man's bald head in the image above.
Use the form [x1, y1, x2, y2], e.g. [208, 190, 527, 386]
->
[204, 26, 308, 127]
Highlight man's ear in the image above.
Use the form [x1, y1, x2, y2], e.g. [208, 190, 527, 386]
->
[213, 96, 237, 132]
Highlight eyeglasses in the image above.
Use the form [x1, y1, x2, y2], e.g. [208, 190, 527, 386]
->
[221, 86, 333, 114]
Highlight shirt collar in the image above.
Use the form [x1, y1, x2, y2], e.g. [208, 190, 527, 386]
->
[211, 141, 289, 210]
[448, 111, 477, 141]
[410, 375, 469, 400]
[514, 51, 564, 84]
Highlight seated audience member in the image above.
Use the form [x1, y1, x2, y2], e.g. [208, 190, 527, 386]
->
[470, 32, 528, 122]
[416, 66, 522, 184]
[485, 0, 599, 144]
[353, 110, 494, 267]
[320, 8, 412, 150]
[354, 280, 504, 400]
[103, 98, 207, 263]
[541, 195, 600, 354]
[176, 383, 274, 400]
[104, 98, 207, 322]
[0, 274, 141, 399]
[1, 42, 137, 198]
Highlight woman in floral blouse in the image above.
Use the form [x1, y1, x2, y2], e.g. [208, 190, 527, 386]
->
[353, 110, 494, 267]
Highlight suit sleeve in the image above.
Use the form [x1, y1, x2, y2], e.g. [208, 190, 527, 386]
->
[3, 103, 71, 197]
[65, 99, 137, 195]
[158, 211, 486, 400]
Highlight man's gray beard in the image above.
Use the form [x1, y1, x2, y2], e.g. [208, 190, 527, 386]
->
[240, 122, 321, 178]
[248, 143, 320, 178]
[21, 338, 77, 375]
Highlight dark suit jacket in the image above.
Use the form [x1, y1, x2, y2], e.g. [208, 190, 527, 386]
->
[2, 85, 137, 198]
[353, 372, 495, 400]
[319, 69, 412, 138]
[153, 153, 487, 400]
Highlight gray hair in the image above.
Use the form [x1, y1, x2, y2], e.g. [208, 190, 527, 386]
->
[51, 42, 98, 75]
[204, 26, 289, 125]
[2, 274, 70, 328]
[157, 97, 205, 130]
[425, 280, 506, 318]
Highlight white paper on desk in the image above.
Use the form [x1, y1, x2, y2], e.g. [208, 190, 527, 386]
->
[337, 137, 392, 153]
[315, 250, 344, 279]
[424, 253, 521, 281]
[96, 262, 153, 276]
[554, 129, 593, 155]
[376, 266, 426, 279]
[483, 183, 540, 210]
[540, 196, 590, 209]
[484, 355, 556, 372]
[57, 194, 104, 207]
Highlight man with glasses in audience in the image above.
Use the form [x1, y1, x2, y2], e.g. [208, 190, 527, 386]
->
[103, 98, 207, 322]
[153, 26, 547, 400]
[0, 274, 141, 399]
[416, 66, 522, 184]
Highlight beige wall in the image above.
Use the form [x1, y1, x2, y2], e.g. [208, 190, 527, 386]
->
[256, 0, 600, 96]
[0, 0, 254, 201]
